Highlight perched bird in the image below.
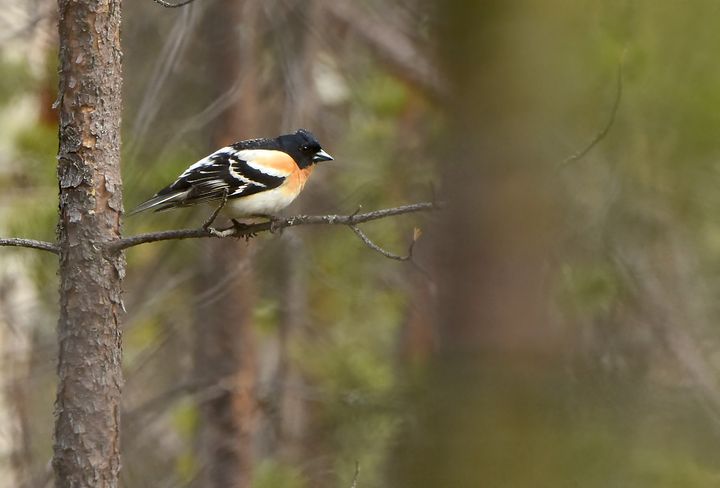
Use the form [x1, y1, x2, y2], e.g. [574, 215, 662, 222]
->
[131, 129, 333, 224]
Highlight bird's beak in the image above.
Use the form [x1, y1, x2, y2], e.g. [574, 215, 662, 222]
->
[312, 149, 334, 163]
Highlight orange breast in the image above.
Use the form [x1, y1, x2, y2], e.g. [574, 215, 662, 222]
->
[281, 166, 315, 197]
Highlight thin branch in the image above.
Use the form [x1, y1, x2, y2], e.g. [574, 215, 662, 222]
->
[558, 50, 626, 169]
[0, 238, 59, 255]
[202, 189, 229, 230]
[349, 225, 414, 261]
[350, 461, 360, 488]
[0, 203, 437, 258]
[108, 202, 438, 252]
[320, 0, 446, 100]
[151, 0, 197, 7]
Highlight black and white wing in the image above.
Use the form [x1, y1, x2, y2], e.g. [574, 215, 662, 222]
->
[131, 147, 287, 214]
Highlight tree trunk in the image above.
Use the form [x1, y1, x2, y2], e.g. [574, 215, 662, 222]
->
[270, 0, 319, 469]
[390, 2, 561, 487]
[193, 3, 260, 487]
[53, 1, 124, 487]
[194, 242, 257, 488]
[0, 261, 35, 487]
[272, 235, 310, 462]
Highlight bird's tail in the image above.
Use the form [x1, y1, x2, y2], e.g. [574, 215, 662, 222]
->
[127, 190, 189, 216]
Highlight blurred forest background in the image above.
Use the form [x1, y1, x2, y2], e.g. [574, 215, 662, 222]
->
[3, 0, 720, 487]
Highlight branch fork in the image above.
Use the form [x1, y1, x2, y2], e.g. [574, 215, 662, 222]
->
[0, 202, 440, 264]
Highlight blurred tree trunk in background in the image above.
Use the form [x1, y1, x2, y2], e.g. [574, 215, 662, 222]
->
[53, 1, 124, 487]
[193, 2, 260, 487]
[194, 242, 257, 488]
[399, 263, 438, 365]
[269, 0, 320, 473]
[0, 265, 34, 488]
[434, 6, 557, 356]
[272, 235, 310, 462]
[391, 1, 560, 486]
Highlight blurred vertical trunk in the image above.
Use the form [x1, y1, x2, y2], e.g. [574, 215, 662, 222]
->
[434, 1, 558, 356]
[266, 0, 320, 469]
[435, 0, 556, 354]
[272, 235, 309, 462]
[193, 3, 261, 488]
[398, 268, 438, 365]
[0, 264, 34, 488]
[194, 243, 257, 488]
[391, 1, 560, 487]
[53, 1, 124, 487]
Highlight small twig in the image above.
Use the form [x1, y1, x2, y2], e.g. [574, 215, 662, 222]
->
[108, 202, 439, 252]
[0, 238, 59, 255]
[321, 0, 446, 101]
[349, 205, 363, 220]
[558, 49, 626, 169]
[202, 189, 228, 230]
[349, 225, 413, 261]
[350, 461, 360, 488]
[151, 0, 197, 7]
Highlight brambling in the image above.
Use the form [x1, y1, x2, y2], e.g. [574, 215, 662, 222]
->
[131, 129, 333, 228]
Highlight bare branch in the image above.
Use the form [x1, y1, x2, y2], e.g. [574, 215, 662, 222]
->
[151, 0, 197, 7]
[350, 461, 360, 488]
[202, 188, 229, 230]
[558, 50, 626, 169]
[0, 203, 438, 259]
[320, 0, 446, 100]
[0, 238, 59, 255]
[349, 225, 414, 261]
[108, 202, 439, 252]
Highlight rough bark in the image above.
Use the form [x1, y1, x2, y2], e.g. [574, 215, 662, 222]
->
[53, 1, 124, 487]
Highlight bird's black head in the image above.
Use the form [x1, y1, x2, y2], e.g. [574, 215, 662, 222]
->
[277, 129, 333, 169]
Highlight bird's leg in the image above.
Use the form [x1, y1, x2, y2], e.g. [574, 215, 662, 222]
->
[202, 189, 229, 234]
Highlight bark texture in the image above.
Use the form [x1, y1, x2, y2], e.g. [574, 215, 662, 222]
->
[53, 1, 124, 487]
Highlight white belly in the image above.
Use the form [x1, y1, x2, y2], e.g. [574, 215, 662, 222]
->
[226, 187, 300, 216]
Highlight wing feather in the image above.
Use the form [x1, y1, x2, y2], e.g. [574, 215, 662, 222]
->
[130, 147, 289, 214]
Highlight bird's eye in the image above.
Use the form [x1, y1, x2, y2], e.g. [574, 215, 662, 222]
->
[300, 144, 311, 152]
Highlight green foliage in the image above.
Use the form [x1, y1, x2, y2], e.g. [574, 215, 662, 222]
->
[252, 298, 281, 334]
[14, 124, 57, 178]
[8, 1, 720, 486]
[630, 450, 720, 488]
[392, 361, 720, 488]
[558, 262, 626, 318]
[355, 74, 408, 117]
[0, 57, 34, 105]
[253, 460, 308, 488]
[172, 399, 200, 483]
[124, 318, 163, 365]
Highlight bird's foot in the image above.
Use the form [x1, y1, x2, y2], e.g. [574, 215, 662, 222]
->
[204, 216, 253, 239]
[251, 213, 283, 234]
[205, 226, 236, 238]
[231, 219, 257, 241]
